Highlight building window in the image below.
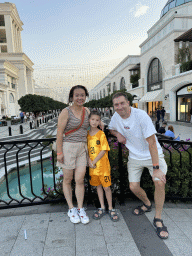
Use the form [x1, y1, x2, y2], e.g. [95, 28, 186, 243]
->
[100, 90, 102, 98]
[1, 45, 7, 52]
[10, 93, 14, 103]
[147, 58, 162, 91]
[0, 29, 6, 43]
[97, 92, 99, 100]
[0, 15, 5, 26]
[120, 77, 125, 90]
[176, 0, 185, 6]
[113, 82, 116, 92]
[103, 88, 105, 97]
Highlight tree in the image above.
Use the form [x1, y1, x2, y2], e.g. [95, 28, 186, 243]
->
[18, 94, 67, 116]
[85, 89, 134, 109]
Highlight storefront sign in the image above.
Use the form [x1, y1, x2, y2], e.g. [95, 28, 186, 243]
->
[187, 86, 192, 92]
[148, 83, 162, 92]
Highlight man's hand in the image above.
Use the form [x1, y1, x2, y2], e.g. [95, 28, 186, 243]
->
[116, 133, 126, 144]
[152, 169, 166, 183]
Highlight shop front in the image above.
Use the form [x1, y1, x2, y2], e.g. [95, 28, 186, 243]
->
[140, 88, 164, 119]
[177, 84, 192, 122]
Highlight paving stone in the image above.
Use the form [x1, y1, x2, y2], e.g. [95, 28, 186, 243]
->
[107, 241, 141, 256]
[163, 209, 191, 222]
[164, 238, 192, 256]
[43, 246, 75, 256]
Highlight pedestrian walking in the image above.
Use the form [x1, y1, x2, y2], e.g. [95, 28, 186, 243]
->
[161, 107, 166, 122]
[156, 108, 161, 122]
[87, 110, 119, 222]
[108, 92, 169, 239]
[20, 111, 24, 123]
[190, 107, 192, 123]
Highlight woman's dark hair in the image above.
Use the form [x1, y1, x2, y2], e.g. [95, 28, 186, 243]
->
[89, 110, 101, 119]
[68, 85, 89, 104]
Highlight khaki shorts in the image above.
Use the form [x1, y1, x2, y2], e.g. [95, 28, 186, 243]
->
[90, 175, 111, 187]
[127, 154, 167, 182]
[56, 142, 88, 170]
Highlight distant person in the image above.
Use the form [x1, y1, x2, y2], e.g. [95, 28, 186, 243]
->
[20, 111, 24, 123]
[161, 107, 166, 122]
[87, 110, 119, 222]
[190, 107, 192, 123]
[156, 108, 161, 123]
[158, 121, 167, 134]
[165, 125, 180, 141]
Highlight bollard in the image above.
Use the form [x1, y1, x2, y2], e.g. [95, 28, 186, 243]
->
[40, 119, 42, 124]
[8, 126, 12, 136]
[20, 125, 23, 134]
[30, 122, 33, 129]
[37, 120, 39, 128]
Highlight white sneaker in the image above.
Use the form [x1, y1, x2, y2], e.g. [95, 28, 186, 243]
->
[68, 207, 80, 224]
[77, 208, 90, 224]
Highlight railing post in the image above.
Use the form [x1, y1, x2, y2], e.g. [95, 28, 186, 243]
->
[8, 126, 12, 136]
[40, 119, 42, 124]
[20, 125, 23, 134]
[37, 120, 39, 128]
[30, 122, 33, 129]
[118, 142, 125, 205]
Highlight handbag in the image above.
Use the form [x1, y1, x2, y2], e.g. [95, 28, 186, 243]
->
[52, 107, 86, 152]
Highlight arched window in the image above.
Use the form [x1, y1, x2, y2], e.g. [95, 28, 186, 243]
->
[100, 90, 102, 98]
[103, 88, 105, 97]
[113, 82, 117, 92]
[9, 93, 14, 103]
[120, 77, 125, 90]
[147, 58, 162, 91]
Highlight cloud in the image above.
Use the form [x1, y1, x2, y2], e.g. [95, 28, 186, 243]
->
[135, 5, 149, 17]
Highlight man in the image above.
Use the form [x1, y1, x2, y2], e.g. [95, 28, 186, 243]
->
[108, 92, 168, 239]
[20, 111, 24, 123]
[158, 121, 167, 134]
[161, 107, 166, 122]
[156, 108, 161, 122]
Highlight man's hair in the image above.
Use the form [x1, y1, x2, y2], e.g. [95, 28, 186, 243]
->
[112, 92, 128, 101]
[89, 110, 101, 119]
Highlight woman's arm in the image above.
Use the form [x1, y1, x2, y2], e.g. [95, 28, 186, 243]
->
[56, 109, 69, 162]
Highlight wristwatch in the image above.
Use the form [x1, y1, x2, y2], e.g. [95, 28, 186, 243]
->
[153, 165, 159, 170]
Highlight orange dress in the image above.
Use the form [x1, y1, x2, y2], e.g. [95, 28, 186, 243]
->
[87, 130, 111, 177]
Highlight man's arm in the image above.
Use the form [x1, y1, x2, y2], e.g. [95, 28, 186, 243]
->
[109, 129, 126, 144]
[146, 134, 166, 183]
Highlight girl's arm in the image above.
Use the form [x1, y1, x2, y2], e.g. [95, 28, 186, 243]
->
[92, 150, 106, 166]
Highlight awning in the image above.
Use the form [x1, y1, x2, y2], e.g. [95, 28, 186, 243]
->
[140, 89, 164, 102]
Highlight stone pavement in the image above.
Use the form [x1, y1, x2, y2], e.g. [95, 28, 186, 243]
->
[0, 201, 192, 256]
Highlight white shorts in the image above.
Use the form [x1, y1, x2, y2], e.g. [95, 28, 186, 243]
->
[127, 154, 167, 182]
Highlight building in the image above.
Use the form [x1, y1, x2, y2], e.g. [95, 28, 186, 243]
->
[34, 84, 64, 103]
[90, 0, 192, 122]
[0, 2, 34, 118]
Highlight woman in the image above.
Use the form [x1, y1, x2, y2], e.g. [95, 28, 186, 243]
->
[56, 85, 92, 224]
[164, 125, 180, 141]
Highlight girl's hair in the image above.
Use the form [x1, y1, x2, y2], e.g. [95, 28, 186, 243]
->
[68, 85, 89, 104]
[168, 125, 174, 133]
[89, 110, 101, 119]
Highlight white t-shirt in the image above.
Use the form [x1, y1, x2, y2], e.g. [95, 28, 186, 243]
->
[108, 107, 163, 160]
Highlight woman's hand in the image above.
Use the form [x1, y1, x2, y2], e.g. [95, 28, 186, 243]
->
[88, 158, 96, 168]
[57, 153, 64, 164]
[99, 121, 105, 131]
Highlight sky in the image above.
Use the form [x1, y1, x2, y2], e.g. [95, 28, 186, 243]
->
[5, 0, 166, 99]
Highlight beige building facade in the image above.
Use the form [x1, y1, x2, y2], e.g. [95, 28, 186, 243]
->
[0, 2, 34, 118]
[90, 0, 192, 122]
